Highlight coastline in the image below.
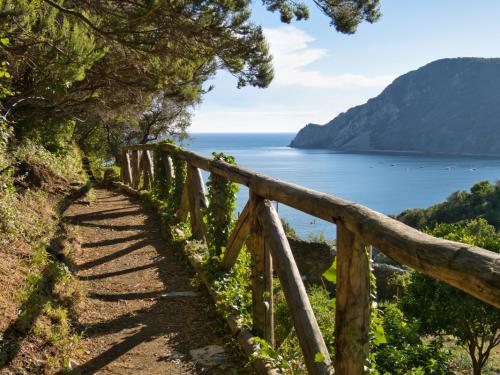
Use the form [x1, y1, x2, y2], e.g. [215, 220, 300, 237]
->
[288, 145, 500, 159]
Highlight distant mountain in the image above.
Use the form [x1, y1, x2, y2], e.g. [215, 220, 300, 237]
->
[290, 58, 500, 155]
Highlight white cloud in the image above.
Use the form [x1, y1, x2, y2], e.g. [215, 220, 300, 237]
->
[264, 26, 395, 88]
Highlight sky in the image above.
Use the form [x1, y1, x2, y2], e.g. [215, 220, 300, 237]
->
[190, 1, 500, 133]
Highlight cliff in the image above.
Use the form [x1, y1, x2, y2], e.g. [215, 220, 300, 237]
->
[290, 58, 500, 155]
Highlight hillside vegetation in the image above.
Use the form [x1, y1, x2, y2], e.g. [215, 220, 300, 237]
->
[397, 180, 500, 230]
[0, 125, 89, 372]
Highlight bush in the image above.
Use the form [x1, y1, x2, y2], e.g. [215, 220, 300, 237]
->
[15, 141, 84, 182]
[102, 166, 120, 186]
[373, 303, 452, 374]
[398, 181, 500, 230]
[401, 219, 500, 375]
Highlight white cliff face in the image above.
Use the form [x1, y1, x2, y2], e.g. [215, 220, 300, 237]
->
[290, 58, 500, 156]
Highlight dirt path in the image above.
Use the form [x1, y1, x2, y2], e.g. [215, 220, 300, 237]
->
[64, 188, 242, 374]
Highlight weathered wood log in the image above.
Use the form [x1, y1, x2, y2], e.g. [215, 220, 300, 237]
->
[247, 195, 274, 346]
[257, 199, 332, 375]
[121, 149, 132, 185]
[144, 150, 154, 190]
[130, 149, 141, 189]
[187, 165, 208, 240]
[139, 150, 151, 190]
[124, 143, 500, 308]
[222, 200, 253, 269]
[263, 240, 274, 346]
[161, 153, 174, 188]
[335, 223, 371, 375]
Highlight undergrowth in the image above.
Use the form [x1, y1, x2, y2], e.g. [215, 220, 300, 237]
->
[0, 134, 86, 373]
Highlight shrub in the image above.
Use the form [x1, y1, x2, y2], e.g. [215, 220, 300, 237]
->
[373, 303, 452, 374]
[401, 219, 500, 375]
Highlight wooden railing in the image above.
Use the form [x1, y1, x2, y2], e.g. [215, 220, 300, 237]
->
[120, 143, 500, 375]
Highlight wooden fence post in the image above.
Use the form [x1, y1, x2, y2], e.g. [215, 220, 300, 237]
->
[139, 150, 148, 190]
[257, 199, 331, 374]
[162, 153, 174, 188]
[222, 200, 252, 269]
[142, 150, 154, 190]
[131, 149, 141, 189]
[335, 222, 371, 375]
[187, 165, 208, 240]
[247, 194, 274, 346]
[121, 149, 132, 185]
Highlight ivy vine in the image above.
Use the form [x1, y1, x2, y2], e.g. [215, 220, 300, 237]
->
[204, 152, 239, 256]
[168, 144, 187, 214]
[152, 139, 186, 216]
[153, 140, 171, 201]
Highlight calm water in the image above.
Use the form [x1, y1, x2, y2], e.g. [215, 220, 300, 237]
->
[180, 133, 500, 239]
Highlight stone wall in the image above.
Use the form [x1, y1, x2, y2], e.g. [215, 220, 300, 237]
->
[287, 236, 406, 300]
[287, 236, 334, 287]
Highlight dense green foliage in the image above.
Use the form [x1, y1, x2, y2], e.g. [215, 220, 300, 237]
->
[205, 152, 239, 256]
[167, 148, 187, 214]
[0, 132, 87, 372]
[0, 0, 380, 161]
[153, 141, 174, 202]
[373, 303, 452, 374]
[401, 219, 500, 375]
[150, 140, 187, 215]
[398, 180, 500, 230]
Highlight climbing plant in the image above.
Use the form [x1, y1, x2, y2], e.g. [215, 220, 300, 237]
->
[204, 152, 239, 256]
[153, 140, 172, 201]
[151, 139, 187, 218]
[168, 145, 187, 215]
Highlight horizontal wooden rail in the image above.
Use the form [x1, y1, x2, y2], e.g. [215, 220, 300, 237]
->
[120, 142, 500, 375]
[122, 143, 500, 309]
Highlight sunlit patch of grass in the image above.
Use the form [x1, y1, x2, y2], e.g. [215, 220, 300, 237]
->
[86, 188, 97, 202]
[445, 338, 500, 375]
[1, 138, 86, 372]
[5, 237, 84, 372]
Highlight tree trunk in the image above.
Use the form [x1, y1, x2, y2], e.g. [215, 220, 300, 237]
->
[469, 345, 482, 375]
[472, 361, 482, 375]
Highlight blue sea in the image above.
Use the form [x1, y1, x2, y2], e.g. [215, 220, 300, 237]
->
[180, 133, 500, 240]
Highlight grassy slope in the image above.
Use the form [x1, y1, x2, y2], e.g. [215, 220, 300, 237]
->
[0, 141, 89, 373]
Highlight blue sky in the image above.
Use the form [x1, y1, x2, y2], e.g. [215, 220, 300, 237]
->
[190, 1, 500, 133]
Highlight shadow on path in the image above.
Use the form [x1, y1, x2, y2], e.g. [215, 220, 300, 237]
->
[66, 188, 240, 374]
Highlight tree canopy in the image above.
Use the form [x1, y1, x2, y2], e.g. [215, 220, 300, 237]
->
[0, 0, 380, 158]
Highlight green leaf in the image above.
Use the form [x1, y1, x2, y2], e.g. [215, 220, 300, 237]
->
[314, 352, 325, 363]
[1, 38, 9, 46]
[322, 258, 336, 284]
[372, 321, 387, 345]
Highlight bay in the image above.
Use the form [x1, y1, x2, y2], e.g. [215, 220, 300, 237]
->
[181, 133, 500, 240]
